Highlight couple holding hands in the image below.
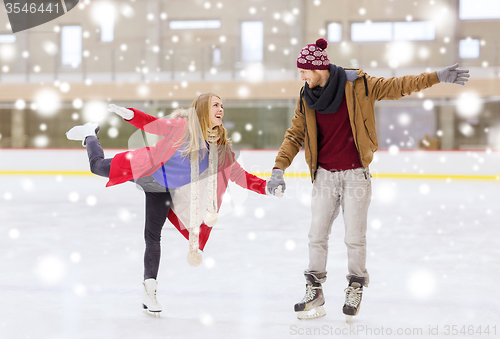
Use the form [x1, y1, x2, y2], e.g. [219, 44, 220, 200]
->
[66, 38, 469, 321]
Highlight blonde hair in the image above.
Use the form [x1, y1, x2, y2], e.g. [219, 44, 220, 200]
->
[173, 93, 232, 164]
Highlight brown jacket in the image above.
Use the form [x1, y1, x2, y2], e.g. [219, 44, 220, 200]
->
[274, 69, 440, 182]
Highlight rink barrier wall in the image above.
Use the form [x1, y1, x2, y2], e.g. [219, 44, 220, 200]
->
[0, 171, 498, 181]
[0, 149, 499, 180]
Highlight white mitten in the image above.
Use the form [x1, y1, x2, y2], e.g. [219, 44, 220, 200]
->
[266, 182, 283, 198]
[108, 104, 134, 120]
[266, 169, 286, 196]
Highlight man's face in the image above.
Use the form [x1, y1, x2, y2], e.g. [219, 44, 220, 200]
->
[299, 68, 322, 88]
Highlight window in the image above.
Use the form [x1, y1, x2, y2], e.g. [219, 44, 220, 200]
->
[378, 106, 436, 150]
[91, 1, 114, 42]
[351, 22, 392, 42]
[61, 26, 82, 66]
[0, 35, 16, 43]
[459, 0, 500, 19]
[327, 23, 342, 42]
[459, 38, 480, 58]
[351, 21, 435, 42]
[241, 21, 263, 63]
[212, 47, 222, 66]
[169, 20, 221, 30]
[101, 9, 114, 42]
[393, 22, 435, 41]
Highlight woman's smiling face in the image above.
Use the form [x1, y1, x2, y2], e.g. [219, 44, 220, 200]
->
[209, 95, 224, 128]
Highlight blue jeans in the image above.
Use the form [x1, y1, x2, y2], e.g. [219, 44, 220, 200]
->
[305, 167, 371, 286]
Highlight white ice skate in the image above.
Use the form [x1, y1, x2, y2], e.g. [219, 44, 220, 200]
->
[142, 278, 162, 318]
[66, 122, 100, 147]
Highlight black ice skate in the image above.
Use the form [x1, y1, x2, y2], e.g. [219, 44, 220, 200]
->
[294, 274, 326, 320]
[343, 276, 364, 323]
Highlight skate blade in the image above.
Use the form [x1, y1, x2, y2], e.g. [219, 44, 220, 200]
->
[143, 305, 161, 318]
[297, 306, 326, 320]
[143, 309, 161, 318]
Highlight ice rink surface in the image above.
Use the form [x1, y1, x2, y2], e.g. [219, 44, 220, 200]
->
[1, 174, 499, 339]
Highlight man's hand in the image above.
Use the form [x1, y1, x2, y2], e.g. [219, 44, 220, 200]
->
[108, 104, 134, 120]
[436, 63, 470, 86]
[266, 168, 286, 197]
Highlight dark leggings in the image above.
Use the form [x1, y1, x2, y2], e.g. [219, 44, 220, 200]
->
[86, 136, 171, 280]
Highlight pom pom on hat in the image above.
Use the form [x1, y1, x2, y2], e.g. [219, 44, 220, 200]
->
[297, 38, 330, 70]
[316, 38, 328, 50]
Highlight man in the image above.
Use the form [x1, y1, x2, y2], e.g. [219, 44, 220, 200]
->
[266, 38, 469, 321]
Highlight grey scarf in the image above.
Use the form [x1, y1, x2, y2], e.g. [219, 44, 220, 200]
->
[304, 64, 347, 114]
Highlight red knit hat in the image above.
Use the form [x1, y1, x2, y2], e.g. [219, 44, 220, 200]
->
[297, 38, 330, 70]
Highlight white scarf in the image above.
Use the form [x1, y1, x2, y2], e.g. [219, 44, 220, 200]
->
[186, 130, 219, 267]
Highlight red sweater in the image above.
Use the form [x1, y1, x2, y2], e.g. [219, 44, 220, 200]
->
[316, 95, 362, 171]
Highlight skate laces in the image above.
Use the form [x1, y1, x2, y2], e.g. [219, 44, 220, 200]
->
[145, 285, 158, 301]
[148, 291, 159, 306]
[344, 285, 362, 307]
[301, 283, 319, 303]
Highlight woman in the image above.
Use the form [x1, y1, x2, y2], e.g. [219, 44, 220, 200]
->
[66, 93, 279, 317]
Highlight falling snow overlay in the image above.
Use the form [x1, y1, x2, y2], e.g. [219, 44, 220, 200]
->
[0, 0, 499, 338]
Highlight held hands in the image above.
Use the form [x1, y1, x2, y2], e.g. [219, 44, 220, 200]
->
[266, 168, 286, 198]
[108, 104, 134, 120]
[436, 63, 470, 86]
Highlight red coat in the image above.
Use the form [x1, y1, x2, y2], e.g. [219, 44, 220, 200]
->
[106, 109, 267, 250]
